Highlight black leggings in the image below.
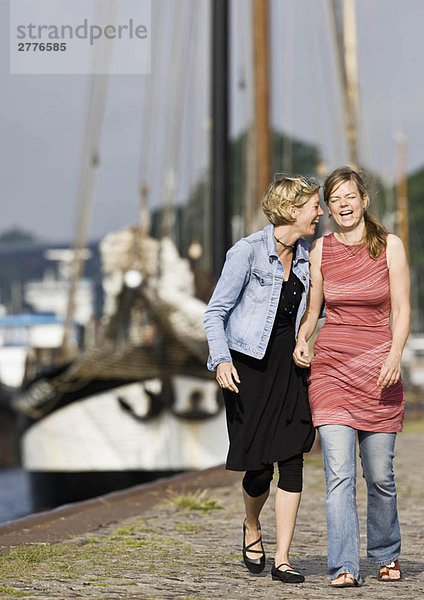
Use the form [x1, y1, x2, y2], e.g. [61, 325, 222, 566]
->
[242, 454, 303, 496]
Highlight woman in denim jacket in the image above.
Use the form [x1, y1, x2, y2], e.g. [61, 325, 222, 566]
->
[204, 176, 323, 584]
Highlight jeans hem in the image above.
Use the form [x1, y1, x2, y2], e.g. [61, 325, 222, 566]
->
[367, 553, 400, 566]
[332, 568, 360, 581]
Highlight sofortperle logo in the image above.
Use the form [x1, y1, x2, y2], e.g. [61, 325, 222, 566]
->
[16, 18, 148, 46]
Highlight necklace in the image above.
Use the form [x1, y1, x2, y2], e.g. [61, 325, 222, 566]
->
[274, 236, 295, 250]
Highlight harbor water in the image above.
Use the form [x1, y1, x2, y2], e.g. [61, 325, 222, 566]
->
[0, 467, 32, 524]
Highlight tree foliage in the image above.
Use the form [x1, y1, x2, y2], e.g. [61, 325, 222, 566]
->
[0, 227, 37, 244]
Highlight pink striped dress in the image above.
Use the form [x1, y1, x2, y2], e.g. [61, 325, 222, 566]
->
[309, 233, 405, 432]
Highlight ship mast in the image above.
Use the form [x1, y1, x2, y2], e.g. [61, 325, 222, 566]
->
[253, 0, 271, 207]
[327, 0, 360, 168]
[395, 132, 409, 260]
[61, 1, 116, 358]
[211, 0, 231, 276]
[343, 0, 360, 168]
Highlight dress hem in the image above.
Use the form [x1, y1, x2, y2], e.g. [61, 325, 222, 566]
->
[226, 445, 315, 472]
[313, 419, 403, 433]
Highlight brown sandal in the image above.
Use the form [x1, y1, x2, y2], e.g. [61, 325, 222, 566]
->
[379, 560, 402, 582]
[331, 573, 359, 587]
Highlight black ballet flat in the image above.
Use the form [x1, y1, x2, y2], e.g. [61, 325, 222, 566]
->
[242, 521, 265, 574]
[271, 562, 305, 584]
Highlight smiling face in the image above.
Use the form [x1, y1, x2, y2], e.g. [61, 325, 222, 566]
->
[292, 192, 324, 236]
[327, 179, 368, 231]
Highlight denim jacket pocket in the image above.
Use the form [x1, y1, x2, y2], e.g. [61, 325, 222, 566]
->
[246, 269, 273, 298]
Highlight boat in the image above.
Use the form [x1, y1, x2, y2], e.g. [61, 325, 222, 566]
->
[14, 226, 228, 508]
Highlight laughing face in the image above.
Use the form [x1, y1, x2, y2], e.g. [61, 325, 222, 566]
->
[327, 179, 368, 231]
[294, 193, 324, 236]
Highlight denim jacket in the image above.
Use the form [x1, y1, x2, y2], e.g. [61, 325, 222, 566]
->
[204, 223, 310, 371]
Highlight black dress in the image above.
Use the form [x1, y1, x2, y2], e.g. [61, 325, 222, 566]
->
[223, 268, 315, 471]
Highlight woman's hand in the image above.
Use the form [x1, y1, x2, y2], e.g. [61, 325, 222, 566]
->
[216, 361, 240, 393]
[377, 352, 401, 388]
[293, 339, 310, 368]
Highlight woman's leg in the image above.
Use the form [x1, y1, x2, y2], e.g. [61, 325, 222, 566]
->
[274, 454, 303, 568]
[242, 466, 273, 558]
[318, 425, 361, 582]
[358, 431, 401, 567]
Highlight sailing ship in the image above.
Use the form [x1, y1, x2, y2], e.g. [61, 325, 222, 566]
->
[16, 228, 226, 508]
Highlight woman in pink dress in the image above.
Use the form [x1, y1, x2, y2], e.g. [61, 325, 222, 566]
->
[293, 166, 410, 587]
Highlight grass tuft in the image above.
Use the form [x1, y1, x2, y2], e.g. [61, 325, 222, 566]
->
[111, 525, 136, 536]
[167, 490, 223, 513]
[1, 544, 64, 567]
[0, 586, 29, 596]
[81, 537, 101, 544]
[174, 522, 202, 533]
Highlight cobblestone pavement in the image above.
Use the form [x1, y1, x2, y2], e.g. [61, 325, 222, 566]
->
[0, 424, 423, 600]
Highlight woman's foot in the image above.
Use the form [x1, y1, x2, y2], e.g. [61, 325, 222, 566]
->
[331, 573, 359, 587]
[271, 562, 305, 584]
[379, 560, 402, 581]
[242, 519, 265, 573]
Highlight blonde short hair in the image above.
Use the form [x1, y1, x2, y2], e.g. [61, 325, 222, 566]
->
[262, 175, 320, 226]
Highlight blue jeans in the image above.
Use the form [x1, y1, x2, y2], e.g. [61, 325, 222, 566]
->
[318, 425, 401, 582]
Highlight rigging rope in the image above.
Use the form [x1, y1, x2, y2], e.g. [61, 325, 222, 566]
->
[62, 0, 117, 354]
[161, 0, 194, 238]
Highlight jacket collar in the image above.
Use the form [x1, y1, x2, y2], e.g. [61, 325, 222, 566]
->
[263, 223, 309, 263]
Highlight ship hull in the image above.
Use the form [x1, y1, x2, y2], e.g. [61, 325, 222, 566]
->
[21, 376, 228, 510]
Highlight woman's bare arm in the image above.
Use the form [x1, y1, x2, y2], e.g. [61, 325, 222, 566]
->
[293, 237, 324, 367]
[377, 234, 410, 388]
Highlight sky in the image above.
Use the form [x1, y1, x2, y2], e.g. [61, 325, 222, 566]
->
[1, 0, 424, 243]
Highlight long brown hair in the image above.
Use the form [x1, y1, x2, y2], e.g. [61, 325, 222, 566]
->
[323, 166, 387, 260]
